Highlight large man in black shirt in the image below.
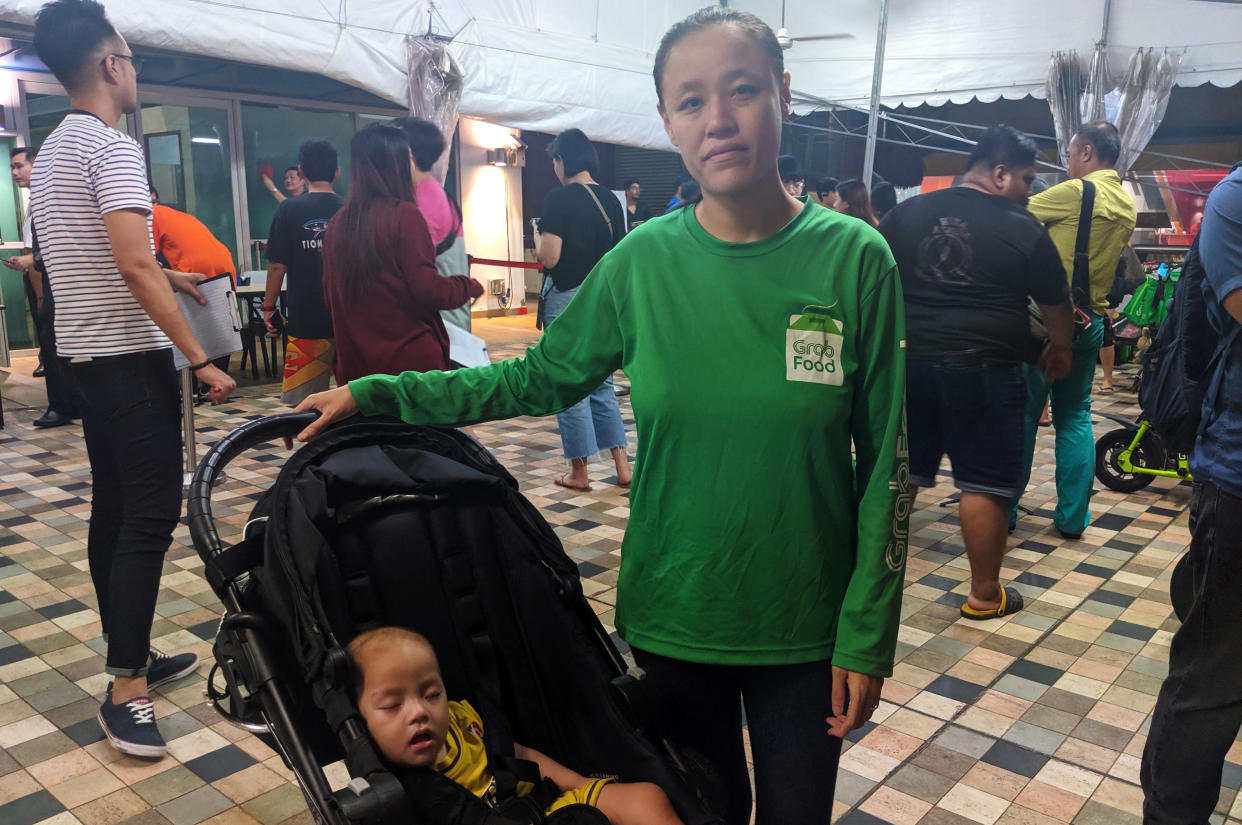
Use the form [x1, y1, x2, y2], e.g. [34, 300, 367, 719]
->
[879, 126, 1075, 621]
[262, 139, 343, 405]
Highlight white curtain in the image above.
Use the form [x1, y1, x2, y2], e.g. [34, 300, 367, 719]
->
[1113, 49, 1183, 174]
[1046, 51, 1083, 167]
[1046, 46, 1181, 173]
[1079, 44, 1112, 125]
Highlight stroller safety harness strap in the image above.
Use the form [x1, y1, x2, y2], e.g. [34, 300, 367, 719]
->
[435, 529, 525, 803]
[203, 535, 264, 598]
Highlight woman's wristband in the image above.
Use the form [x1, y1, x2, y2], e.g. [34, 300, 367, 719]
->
[189, 360, 211, 372]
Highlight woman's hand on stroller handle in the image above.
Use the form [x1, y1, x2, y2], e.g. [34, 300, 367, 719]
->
[290, 386, 358, 445]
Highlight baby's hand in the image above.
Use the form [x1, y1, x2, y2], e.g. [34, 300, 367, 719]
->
[513, 743, 587, 794]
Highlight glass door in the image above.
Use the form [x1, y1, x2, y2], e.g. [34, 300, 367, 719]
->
[7, 80, 126, 350]
[0, 132, 32, 348]
[136, 95, 243, 268]
[25, 87, 130, 144]
[239, 101, 356, 268]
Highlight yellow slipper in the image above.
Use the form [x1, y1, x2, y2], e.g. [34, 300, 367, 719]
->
[960, 586, 1024, 621]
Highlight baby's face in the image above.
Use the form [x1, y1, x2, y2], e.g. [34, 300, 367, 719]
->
[355, 639, 451, 767]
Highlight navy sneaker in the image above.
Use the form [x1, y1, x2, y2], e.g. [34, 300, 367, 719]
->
[98, 687, 167, 758]
[146, 648, 199, 691]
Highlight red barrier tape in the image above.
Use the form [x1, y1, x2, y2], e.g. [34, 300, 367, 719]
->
[468, 255, 543, 270]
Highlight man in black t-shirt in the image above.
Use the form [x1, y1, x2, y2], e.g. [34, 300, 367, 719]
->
[624, 179, 652, 231]
[262, 139, 343, 405]
[879, 125, 1074, 622]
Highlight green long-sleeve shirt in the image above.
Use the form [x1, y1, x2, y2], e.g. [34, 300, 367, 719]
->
[351, 200, 910, 674]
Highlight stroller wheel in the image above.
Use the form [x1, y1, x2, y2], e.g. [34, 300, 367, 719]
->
[1095, 428, 1159, 492]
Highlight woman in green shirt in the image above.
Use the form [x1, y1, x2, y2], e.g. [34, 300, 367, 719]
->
[294, 8, 908, 823]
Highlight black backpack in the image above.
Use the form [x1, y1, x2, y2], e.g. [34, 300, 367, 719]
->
[1139, 235, 1241, 445]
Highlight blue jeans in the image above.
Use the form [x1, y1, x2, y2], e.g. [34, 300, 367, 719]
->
[1010, 316, 1105, 534]
[1142, 482, 1242, 824]
[906, 357, 1027, 498]
[541, 281, 627, 460]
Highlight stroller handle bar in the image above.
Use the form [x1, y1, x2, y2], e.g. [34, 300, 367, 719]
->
[187, 411, 321, 563]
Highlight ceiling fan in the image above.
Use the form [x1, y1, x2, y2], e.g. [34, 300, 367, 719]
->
[774, 0, 854, 50]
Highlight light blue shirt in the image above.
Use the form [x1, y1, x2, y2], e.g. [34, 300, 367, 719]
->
[1190, 162, 1242, 496]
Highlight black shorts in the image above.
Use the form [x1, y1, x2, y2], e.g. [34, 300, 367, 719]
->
[906, 357, 1028, 498]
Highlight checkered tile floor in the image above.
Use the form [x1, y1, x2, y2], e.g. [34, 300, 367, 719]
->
[1, 345, 1239, 825]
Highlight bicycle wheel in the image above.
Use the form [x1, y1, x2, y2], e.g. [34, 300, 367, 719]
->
[1095, 428, 1161, 492]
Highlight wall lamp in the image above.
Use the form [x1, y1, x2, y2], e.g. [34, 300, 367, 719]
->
[486, 146, 526, 167]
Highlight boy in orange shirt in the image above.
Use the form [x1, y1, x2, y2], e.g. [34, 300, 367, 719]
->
[149, 186, 235, 282]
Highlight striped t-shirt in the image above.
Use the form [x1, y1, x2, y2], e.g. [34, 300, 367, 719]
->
[30, 111, 170, 357]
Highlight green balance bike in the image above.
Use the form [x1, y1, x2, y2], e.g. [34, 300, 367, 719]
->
[1094, 411, 1193, 492]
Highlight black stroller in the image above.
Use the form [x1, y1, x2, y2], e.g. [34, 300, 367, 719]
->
[187, 413, 723, 825]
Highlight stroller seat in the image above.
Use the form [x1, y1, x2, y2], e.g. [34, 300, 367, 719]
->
[188, 414, 721, 825]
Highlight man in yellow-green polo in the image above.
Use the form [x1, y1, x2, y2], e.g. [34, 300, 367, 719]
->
[1011, 121, 1137, 538]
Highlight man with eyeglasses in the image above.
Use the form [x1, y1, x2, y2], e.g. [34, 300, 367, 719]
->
[5, 145, 80, 427]
[778, 154, 805, 198]
[30, 0, 235, 758]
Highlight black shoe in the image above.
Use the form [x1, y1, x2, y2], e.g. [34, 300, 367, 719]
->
[1056, 526, 1083, 541]
[98, 686, 167, 758]
[32, 363, 45, 378]
[146, 648, 199, 691]
[32, 409, 74, 428]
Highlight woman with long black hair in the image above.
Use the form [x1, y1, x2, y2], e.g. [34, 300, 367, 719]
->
[834, 178, 879, 227]
[322, 124, 482, 383]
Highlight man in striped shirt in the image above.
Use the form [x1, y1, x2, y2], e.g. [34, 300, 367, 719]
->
[30, 0, 236, 758]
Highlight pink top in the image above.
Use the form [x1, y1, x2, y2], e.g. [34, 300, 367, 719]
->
[415, 177, 462, 245]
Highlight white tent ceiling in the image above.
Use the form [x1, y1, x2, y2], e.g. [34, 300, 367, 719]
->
[1, 0, 1240, 150]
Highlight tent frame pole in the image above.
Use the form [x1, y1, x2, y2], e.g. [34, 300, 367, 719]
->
[861, 0, 891, 186]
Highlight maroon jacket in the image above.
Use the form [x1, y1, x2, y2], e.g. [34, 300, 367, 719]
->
[324, 198, 483, 383]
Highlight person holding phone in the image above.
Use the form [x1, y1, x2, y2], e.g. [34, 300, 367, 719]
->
[262, 139, 343, 405]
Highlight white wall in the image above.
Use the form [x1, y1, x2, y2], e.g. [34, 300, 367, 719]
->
[457, 117, 524, 314]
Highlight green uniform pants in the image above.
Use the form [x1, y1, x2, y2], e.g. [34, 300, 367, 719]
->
[1011, 316, 1105, 535]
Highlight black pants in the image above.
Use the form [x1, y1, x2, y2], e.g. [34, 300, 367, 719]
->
[71, 348, 183, 677]
[1141, 482, 1242, 824]
[22, 272, 43, 344]
[632, 648, 842, 825]
[32, 270, 79, 417]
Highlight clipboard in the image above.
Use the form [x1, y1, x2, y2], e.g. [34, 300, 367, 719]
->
[172, 273, 244, 370]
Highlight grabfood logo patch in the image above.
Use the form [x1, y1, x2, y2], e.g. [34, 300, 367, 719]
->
[786, 312, 844, 386]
